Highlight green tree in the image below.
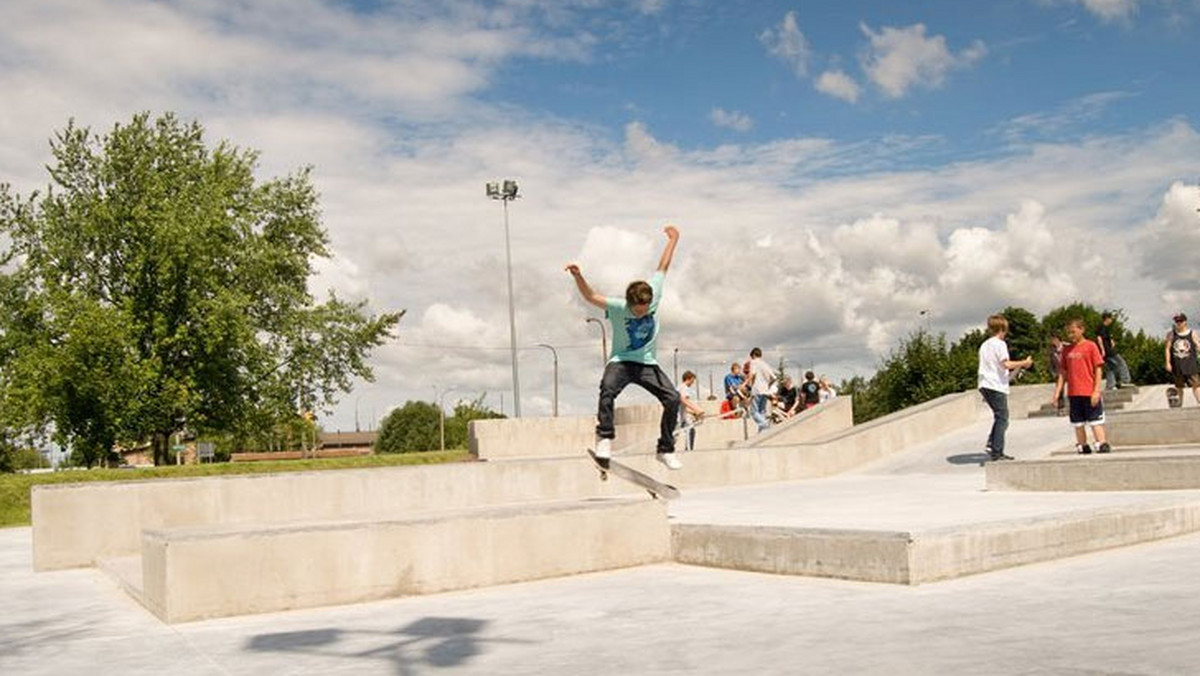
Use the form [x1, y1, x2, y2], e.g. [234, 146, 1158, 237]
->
[443, 396, 506, 449]
[375, 401, 441, 453]
[0, 113, 402, 466]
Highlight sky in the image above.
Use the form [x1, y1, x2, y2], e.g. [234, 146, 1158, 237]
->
[1, 0, 1199, 430]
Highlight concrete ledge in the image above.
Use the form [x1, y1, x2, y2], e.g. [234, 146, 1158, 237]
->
[1106, 408, 1200, 447]
[140, 497, 668, 623]
[987, 454, 1200, 491]
[31, 458, 654, 571]
[672, 497, 1200, 584]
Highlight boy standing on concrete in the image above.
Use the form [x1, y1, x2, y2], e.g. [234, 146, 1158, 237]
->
[1165, 312, 1200, 406]
[566, 225, 683, 469]
[745, 347, 775, 432]
[978, 314, 1034, 461]
[1052, 318, 1111, 454]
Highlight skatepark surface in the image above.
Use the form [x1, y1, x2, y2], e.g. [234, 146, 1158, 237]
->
[6, 397, 1200, 674]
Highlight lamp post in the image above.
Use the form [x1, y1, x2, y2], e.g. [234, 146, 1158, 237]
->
[436, 387, 460, 452]
[673, 347, 679, 384]
[585, 317, 608, 365]
[536, 343, 559, 417]
[487, 179, 522, 418]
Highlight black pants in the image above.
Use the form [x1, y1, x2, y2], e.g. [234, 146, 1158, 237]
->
[596, 361, 680, 454]
[979, 387, 1009, 456]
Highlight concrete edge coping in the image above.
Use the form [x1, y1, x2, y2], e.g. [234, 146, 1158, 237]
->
[799, 391, 976, 444]
[1000, 452, 1200, 466]
[141, 496, 653, 542]
[670, 523, 913, 541]
[673, 493, 1200, 542]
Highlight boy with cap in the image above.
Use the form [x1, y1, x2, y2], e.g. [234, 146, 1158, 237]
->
[1166, 312, 1200, 406]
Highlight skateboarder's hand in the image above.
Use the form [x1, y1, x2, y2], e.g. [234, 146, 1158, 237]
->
[564, 263, 581, 276]
[1090, 391, 1101, 406]
[663, 224, 679, 240]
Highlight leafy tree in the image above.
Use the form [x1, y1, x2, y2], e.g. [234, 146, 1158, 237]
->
[0, 113, 401, 466]
[443, 395, 506, 449]
[375, 401, 441, 453]
[999, 305, 1043, 371]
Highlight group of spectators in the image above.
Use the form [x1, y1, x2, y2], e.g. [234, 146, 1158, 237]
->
[714, 348, 837, 433]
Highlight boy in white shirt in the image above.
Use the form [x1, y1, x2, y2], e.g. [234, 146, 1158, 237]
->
[978, 314, 1033, 461]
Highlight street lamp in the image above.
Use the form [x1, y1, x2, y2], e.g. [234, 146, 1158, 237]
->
[585, 317, 608, 366]
[436, 386, 460, 452]
[487, 179, 522, 418]
[536, 343, 559, 417]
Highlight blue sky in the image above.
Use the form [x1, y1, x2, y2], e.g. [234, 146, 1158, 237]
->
[1, 0, 1199, 427]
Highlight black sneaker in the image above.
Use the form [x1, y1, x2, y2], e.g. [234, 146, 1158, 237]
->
[1097, 443, 1112, 454]
[989, 452, 1015, 461]
[1077, 444, 1093, 455]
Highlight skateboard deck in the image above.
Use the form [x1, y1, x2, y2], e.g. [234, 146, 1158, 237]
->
[1167, 386, 1182, 408]
[587, 449, 681, 500]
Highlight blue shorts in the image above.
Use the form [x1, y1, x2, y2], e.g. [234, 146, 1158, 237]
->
[1067, 395, 1105, 427]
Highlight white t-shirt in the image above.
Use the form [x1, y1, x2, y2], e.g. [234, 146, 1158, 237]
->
[748, 358, 775, 396]
[977, 336, 1011, 393]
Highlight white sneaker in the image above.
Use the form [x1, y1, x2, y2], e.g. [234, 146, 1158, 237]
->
[657, 452, 682, 470]
[594, 438, 612, 460]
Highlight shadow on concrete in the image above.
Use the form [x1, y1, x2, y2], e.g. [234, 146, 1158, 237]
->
[945, 453, 989, 466]
[246, 616, 534, 674]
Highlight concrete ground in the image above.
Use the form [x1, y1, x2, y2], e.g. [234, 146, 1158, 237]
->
[6, 396, 1200, 675]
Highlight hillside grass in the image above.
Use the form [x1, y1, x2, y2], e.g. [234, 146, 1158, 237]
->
[0, 450, 472, 528]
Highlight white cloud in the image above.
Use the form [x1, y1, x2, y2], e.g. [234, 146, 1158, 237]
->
[1137, 181, 1200, 310]
[1073, 0, 1142, 21]
[760, 11, 813, 78]
[993, 91, 1135, 142]
[815, 70, 863, 103]
[710, 108, 754, 132]
[859, 23, 987, 98]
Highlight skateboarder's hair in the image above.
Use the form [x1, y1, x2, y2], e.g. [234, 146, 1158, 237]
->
[986, 314, 1008, 335]
[682, 370, 696, 383]
[1065, 317, 1084, 330]
[750, 347, 763, 358]
[625, 280, 653, 306]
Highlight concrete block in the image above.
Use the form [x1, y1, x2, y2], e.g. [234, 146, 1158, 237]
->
[141, 498, 669, 623]
[1106, 408, 1200, 447]
[987, 453, 1200, 491]
[673, 497, 1200, 584]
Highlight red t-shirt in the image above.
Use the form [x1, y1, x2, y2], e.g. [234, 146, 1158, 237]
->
[1062, 338, 1103, 396]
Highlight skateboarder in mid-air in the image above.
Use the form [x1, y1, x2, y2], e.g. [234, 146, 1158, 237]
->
[566, 225, 683, 469]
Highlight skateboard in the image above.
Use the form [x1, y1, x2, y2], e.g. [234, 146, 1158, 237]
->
[587, 449, 681, 500]
[1167, 386, 1182, 408]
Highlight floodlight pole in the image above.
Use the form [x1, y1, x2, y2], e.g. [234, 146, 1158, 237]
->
[488, 180, 522, 418]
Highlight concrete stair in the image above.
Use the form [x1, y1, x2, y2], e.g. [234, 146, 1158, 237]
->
[1026, 385, 1139, 418]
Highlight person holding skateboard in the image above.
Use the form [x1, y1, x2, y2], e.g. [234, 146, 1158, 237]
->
[1052, 317, 1111, 454]
[566, 225, 684, 469]
[1165, 312, 1200, 407]
[977, 314, 1034, 461]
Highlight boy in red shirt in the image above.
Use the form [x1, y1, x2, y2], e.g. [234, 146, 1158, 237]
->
[1050, 318, 1111, 454]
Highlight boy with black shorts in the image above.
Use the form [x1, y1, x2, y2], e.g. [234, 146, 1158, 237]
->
[1051, 318, 1111, 454]
[1165, 312, 1200, 406]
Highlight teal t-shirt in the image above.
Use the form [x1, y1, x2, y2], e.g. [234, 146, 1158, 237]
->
[606, 271, 664, 365]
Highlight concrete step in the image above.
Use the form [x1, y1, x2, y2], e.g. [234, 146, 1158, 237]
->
[672, 495, 1200, 585]
[137, 497, 668, 623]
[1106, 407, 1200, 447]
[987, 452, 1200, 491]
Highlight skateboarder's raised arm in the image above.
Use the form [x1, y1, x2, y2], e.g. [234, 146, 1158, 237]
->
[656, 224, 680, 273]
[565, 263, 607, 310]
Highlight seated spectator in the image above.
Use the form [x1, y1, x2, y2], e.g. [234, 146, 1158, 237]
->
[800, 371, 821, 409]
[776, 376, 801, 419]
[818, 376, 837, 403]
